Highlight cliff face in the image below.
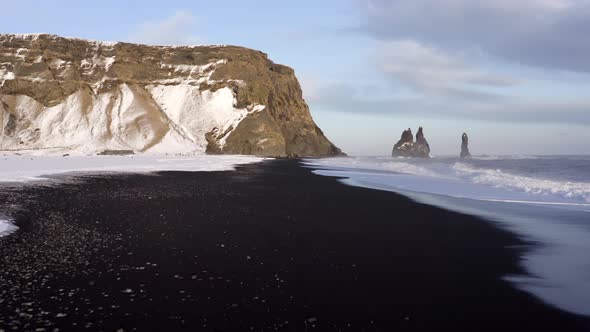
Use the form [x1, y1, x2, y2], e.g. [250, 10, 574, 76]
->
[0, 34, 342, 156]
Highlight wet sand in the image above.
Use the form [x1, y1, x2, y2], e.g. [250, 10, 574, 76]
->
[0, 159, 588, 331]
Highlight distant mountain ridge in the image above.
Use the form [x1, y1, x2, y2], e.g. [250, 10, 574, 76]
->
[0, 34, 342, 156]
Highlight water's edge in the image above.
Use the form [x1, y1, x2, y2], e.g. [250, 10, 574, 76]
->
[305, 160, 590, 317]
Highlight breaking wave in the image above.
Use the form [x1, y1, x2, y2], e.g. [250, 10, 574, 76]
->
[452, 162, 590, 204]
[308, 156, 590, 206]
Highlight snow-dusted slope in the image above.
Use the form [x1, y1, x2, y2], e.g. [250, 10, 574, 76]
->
[0, 34, 342, 156]
[0, 83, 262, 155]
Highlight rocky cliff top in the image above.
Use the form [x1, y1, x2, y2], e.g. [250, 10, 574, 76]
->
[0, 34, 342, 156]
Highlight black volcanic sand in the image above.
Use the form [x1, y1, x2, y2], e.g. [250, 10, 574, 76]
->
[0, 159, 588, 331]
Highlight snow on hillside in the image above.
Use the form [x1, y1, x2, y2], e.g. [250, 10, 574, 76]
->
[0, 81, 265, 154]
[0, 40, 266, 155]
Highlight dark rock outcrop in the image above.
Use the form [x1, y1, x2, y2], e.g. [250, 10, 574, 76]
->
[413, 127, 431, 158]
[392, 127, 430, 158]
[392, 128, 414, 156]
[460, 132, 471, 158]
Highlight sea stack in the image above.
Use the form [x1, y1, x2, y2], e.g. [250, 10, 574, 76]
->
[460, 132, 471, 158]
[392, 128, 414, 157]
[392, 127, 430, 158]
[413, 127, 431, 158]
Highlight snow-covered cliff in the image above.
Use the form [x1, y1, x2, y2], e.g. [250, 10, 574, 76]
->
[0, 34, 342, 156]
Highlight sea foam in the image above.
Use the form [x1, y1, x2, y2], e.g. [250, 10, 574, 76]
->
[309, 156, 590, 206]
[452, 162, 590, 204]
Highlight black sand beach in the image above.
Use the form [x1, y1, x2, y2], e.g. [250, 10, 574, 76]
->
[0, 159, 588, 331]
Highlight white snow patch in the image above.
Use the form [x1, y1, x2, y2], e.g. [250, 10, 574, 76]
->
[0, 155, 266, 183]
[161, 64, 202, 74]
[0, 218, 18, 238]
[49, 58, 69, 70]
[254, 104, 266, 112]
[147, 84, 265, 149]
[3, 34, 42, 41]
[0, 68, 15, 87]
[80, 55, 116, 75]
[80, 59, 92, 68]
[14, 48, 28, 59]
[104, 56, 115, 72]
[156, 59, 227, 85]
[1, 34, 119, 47]
[0, 34, 235, 49]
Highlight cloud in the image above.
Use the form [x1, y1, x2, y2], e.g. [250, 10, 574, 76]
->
[128, 10, 200, 46]
[361, 0, 590, 72]
[375, 40, 518, 97]
[309, 81, 590, 124]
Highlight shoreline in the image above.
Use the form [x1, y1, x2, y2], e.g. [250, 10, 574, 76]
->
[0, 159, 588, 331]
[305, 156, 590, 317]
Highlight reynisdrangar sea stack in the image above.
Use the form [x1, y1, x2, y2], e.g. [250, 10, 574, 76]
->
[461, 132, 471, 158]
[392, 126, 430, 158]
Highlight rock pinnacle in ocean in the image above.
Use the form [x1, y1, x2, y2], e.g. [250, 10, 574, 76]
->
[460, 132, 471, 158]
[392, 127, 430, 158]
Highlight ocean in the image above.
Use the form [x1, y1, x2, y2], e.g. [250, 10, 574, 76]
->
[305, 155, 590, 317]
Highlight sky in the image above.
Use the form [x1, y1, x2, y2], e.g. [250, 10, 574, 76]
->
[2, 0, 589, 156]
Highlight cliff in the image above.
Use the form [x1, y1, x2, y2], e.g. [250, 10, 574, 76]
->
[0, 34, 342, 156]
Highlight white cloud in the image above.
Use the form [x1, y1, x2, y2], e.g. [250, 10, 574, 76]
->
[376, 40, 518, 94]
[128, 10, 200, 46]
[308, 79, 590, 124]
